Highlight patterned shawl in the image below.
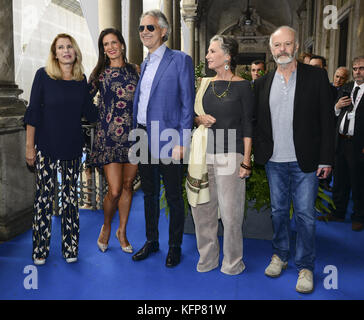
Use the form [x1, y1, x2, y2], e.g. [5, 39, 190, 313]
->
[186, 77, 213, 207]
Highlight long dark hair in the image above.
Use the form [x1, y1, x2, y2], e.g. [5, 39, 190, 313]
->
[89, 28, 128, 86]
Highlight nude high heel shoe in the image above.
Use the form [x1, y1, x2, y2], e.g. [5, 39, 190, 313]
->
[97, 225, 109, 252]
[116, 229, 133, 253]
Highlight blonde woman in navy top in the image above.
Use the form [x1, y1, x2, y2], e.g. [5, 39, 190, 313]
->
[24, 33, 97, 265]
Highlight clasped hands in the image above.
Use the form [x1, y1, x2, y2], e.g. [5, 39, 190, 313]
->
[196, 114, 216, 128]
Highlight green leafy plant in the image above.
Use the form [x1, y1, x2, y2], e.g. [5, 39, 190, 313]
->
[245, 159, 271, 212]
[195, 60, 206, 79]
[194, 60, 206, 89]
[239, 70, 252, 82]
[315, 186, 336, 215]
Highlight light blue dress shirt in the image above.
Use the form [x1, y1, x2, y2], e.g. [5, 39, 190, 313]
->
[136, 44, 167, 125]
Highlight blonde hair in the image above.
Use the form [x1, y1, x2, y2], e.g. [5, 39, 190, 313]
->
[45, 33, 84, 81]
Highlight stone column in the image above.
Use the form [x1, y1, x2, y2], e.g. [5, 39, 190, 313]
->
[353, 0, 364, 59]
[128, 0, 143, 65]
[297, 9, 307, 52]
[194, 24, 200, 64]
[173, 0, 181, 50]
[98, 0, 122, 32]
[182, 1, 198, 63]
[163, 0, 174, 48]
[0, 0, 33, 241]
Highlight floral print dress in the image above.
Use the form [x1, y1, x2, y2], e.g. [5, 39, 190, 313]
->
[89, 64, 139, 166]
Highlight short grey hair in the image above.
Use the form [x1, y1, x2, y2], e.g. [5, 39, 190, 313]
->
[353, 56, 364, 65]
[209, 35, 239, 72]
[269, 25, 299, 48]
[210, 35, 228, 55]
[140, 9, 171, 42]
[335, 66, 349, 76]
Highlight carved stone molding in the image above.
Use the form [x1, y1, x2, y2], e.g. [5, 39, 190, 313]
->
[182, 2, 198, 22]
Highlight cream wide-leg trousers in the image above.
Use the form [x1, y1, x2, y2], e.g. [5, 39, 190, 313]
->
[191, 153, 246, 275]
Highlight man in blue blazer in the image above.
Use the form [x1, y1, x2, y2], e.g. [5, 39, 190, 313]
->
[131, 9, 195, 267]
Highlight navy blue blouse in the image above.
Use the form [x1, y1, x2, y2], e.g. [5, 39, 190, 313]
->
[24, 68, 98, 160]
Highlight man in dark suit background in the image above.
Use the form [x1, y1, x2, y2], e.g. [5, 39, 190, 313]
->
[318, 56, 364, 231]
[250, 60, 266, 81]
[253, 26, 335, 293]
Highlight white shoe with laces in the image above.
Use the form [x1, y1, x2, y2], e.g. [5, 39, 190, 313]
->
[296, 269, 314, 293]
[264, 254, 288, 277]
[66, 257, 78, 263]
[33, 258, 46, 265]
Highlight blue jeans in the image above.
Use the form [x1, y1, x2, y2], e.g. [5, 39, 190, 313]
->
[265, 161, 318, 272]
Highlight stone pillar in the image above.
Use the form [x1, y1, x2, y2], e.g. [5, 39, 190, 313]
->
[163, 0, 174, 48]
[194, 24, 199, 64]
[0, 2, 15, 86]
[173, 0, 181, 50]
[354, 0, 364, 59]
[182, 1, 198, 63]
[0, 0, 34, 241]
[98, 0, 122, 32]
[128, 0, 143, 65]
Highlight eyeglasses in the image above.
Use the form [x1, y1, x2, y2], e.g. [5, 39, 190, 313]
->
[138, 25, 155, 32]
[353, 66, 364, 72]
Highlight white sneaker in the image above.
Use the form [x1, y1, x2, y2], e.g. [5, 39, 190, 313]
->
[296, 269, 314, 293]
[33, 258, 46, 265]
[66, 257, 78, 263]
[264, 254, 288, 277]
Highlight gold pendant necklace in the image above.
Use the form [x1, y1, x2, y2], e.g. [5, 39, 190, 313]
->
[212, 75, 234, 99]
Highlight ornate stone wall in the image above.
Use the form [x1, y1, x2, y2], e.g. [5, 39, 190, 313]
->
[187, 0, 303, 74]
[297, 0, 364, 80]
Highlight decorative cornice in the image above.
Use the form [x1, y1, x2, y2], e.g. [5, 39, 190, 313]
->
[182, 3, 198, 22]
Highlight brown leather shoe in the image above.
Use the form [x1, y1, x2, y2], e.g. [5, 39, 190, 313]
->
[352, 222, 364, 231]
[317, 213, 345, 222]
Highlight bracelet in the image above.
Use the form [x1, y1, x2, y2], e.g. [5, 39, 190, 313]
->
[240, 162, 252, 170]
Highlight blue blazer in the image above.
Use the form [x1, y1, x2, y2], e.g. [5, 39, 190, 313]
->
[133, 47, 195, 159]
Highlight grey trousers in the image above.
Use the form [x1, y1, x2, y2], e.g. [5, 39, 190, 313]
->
[191, 153, 246, 275]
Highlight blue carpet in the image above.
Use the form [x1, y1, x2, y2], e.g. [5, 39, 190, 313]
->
[0, 190, 363, 300]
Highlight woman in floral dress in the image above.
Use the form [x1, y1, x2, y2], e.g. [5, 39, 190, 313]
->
[89, 28, 139, 253]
